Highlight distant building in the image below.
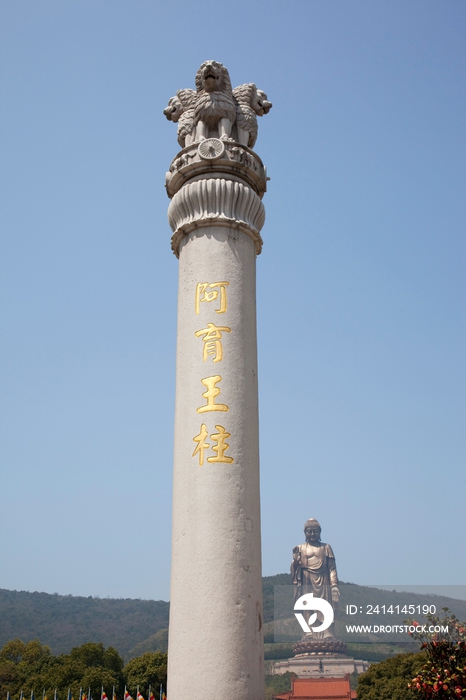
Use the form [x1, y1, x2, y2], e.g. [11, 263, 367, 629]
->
[273, 675, 356, 700]
[272, 655, 369, 677]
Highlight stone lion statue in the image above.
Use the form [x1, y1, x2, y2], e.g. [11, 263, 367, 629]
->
[163, 61, 272, 148]
[163, 88, 197, 148]
[193, 60, 237, 141]
[232, 83, 272, 148]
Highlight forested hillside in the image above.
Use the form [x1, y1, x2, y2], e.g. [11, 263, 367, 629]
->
[0, 590, 169, 661]
[2, 577, 465, 662]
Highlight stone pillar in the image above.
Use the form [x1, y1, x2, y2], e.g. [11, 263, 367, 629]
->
[164, 62, 271, 700]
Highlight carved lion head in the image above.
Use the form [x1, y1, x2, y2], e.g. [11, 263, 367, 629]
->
[195, 60, 232, 95]
[163, 95, 183, 123]
[256, 89, 272, 116]
[232, 83, 272, 116]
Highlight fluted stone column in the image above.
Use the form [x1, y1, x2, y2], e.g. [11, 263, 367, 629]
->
[164, 62, 271, 700]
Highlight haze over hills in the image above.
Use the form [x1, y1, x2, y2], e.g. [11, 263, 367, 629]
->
[0, 589, 169, 661]
[1, 576, 465, 662]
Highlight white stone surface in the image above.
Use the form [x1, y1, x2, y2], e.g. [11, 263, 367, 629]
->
[168, 224, 264, 700]
[168, 175, 265, 257]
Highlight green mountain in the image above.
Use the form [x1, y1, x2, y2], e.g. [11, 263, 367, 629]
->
[0, 589, 169, 661]
[1, 576, 464, 662]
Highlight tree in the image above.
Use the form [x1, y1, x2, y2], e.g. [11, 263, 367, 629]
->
[0, 640, 124, 700]
[68, 642, 124, 676]
[407, 609, 466, 698]
[123, 653, 168, 696]
[58, 643, 125, 699]
[357, 652, 425, 700]
[264, 672, 295, 700]
[357, 609, 466, 700]
[0, 639, 52, 699]
[0, 639, 51, 665]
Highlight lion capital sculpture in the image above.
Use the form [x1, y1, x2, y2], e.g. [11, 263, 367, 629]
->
[232, 83, 272, 148]
[163, 88, 197, 148]
[193, 60, 236, 141]
[164, 61, 272, 149]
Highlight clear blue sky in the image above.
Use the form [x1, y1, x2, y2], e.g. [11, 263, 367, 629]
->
[1, 0, 464, 601]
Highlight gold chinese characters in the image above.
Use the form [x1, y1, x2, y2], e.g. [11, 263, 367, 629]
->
[192, 281, 234, 465]
[192, 424, 234, 465]
[195, 281, 229, 315]
[197, 375, 229, 413]
[194, 323, 231, 363]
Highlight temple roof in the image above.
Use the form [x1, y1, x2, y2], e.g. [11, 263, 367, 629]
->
[273, 676, 356, 700]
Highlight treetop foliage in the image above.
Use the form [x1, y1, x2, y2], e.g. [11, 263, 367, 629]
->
[0, 640, 51, 665]
[124, 653, 167, 695]
[0, 639, 167, 700]
[264, 672, 295, 700]
[357, 609, 466, 700]
[407, 609, 466, 698]
[356, 651, 425, 700]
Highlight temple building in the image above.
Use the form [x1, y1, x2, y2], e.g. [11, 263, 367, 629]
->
[273, 675, 356, 700]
